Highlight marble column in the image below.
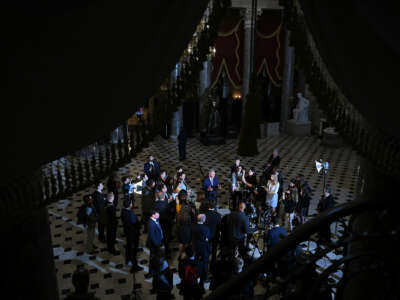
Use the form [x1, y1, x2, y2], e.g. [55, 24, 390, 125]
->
[280, 29, 295, 133]
[199, 60, 211, 97]
[241, 7, 253, 104]
[170, 105, 183, 140]
[199, 60, 212, 132]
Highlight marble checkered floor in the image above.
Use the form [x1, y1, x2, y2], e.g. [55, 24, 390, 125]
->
[49, 134, 359, 299]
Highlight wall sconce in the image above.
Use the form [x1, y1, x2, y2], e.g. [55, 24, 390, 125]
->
[232, 90, 242, 100]
[207, 46, 216, 60]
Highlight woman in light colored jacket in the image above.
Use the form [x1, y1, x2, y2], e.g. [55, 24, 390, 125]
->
[263, 174, 279, 215]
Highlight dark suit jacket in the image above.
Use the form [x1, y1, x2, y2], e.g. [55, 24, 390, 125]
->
[105, 203, 117, 228]
[92, 191, 105, 213]
[141, 186, 155, 214]
[121, 208, 140, 236]
[147, 218, 163, 249]
[144, 160, 160, 178]
[317, 195, 334, 212]
[267, 154, 281, 168]
[191, 223, 210, 256]
[267, 226, 287, 248]
[202, 177, 219, 201]
[178, 130, 187, 146]
[153, 199, 168, 223]
[227, 211, 249, 241]
[205, 210, 222, 240]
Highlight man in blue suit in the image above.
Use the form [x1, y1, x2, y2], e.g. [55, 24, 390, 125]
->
[146, 209, 164, 288]
[144, 155, 160, 180]
[267, 217, 287, 248]
[202, 169, 221, 205]
[191, 214, 211, 286]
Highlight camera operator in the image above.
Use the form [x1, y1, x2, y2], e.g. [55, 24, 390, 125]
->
[122, 176, 135, 204]
[241, 167, 258, 202]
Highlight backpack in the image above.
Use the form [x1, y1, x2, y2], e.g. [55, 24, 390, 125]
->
[77, 204, 88, 225]
[183, 263, 198, 286]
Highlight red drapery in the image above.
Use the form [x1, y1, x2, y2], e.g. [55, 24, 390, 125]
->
[211, 10, 283, 90]
[255, 11, 283, 87]
[211, 12, 243, 89]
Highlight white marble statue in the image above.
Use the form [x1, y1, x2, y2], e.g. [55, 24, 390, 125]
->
[293, 92, 310, 123]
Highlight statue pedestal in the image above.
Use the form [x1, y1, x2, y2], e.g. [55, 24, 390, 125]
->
[260, 122, 280, 137]
[200, 131, 225, 146]
[322, 127, 344, 147]
[287, 119, 311, 137]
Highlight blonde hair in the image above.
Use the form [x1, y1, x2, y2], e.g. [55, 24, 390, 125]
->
[270, 174, 278, 185]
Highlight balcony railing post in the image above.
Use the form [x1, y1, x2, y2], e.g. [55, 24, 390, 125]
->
[64, 160, 71, 193]
[56, 165, 64, 197]
[122, 122, 130, 161]
[70, 157, 77, 192]
[91, 145, 98, 180]
[117, 126, 124, 164]
[77, 156, 84, 186]
[105, 143, 111, 171]
[84, 152, 91, 183]
[111, 141, 117, 167]
[98, 143, 104, 175]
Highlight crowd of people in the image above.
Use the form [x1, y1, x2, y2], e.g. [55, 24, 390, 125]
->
[73, 150, 335, 300]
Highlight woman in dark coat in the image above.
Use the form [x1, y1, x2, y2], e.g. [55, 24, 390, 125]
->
[176, 190, 194, 258]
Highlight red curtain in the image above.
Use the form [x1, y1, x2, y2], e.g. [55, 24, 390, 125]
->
[211, 12, 243, 89]
[211, 10, 283, 90]
[255, 11, 283, 87]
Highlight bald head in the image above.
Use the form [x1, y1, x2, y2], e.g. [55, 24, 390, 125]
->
[239, 202, 246, 212]
[197, 214, 206, 224]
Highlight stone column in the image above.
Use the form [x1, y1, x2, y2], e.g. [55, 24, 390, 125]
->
[199, 60, 211, 97]
[242, 7, 253, 104]
[280, 29, 295, 133]
[199, 60, 212, 132]
[1, 206, 59, 299]
[170, 105, 183, 140]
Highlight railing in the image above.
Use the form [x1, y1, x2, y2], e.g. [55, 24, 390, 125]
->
[0, 93, 174, 228]
[204, 198, 396, 300]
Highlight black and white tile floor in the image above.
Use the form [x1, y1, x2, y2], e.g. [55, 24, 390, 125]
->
[49, 135, 359, 299]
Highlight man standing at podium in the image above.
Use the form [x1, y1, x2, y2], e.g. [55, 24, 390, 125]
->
[202, 169, 221, 206]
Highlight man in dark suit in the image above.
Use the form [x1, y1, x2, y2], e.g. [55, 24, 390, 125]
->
[105, 193, 119, 255]
[267, 217, 287, 248]
[153, 184, 170, 256]
[144, 155, 160, 180]
[204, 202, 222, 265]
[146, 210, 164, 285]
[226, 202, 249, 257]
[92, 181, 106, 243]
[317, 187, 335, 243]
[178, 126, 187, 161]
[191, 214, 211, 285]
[121, 199, 142, 272]
[202, 169, 221, 205]
[141, 179, 155, 233]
